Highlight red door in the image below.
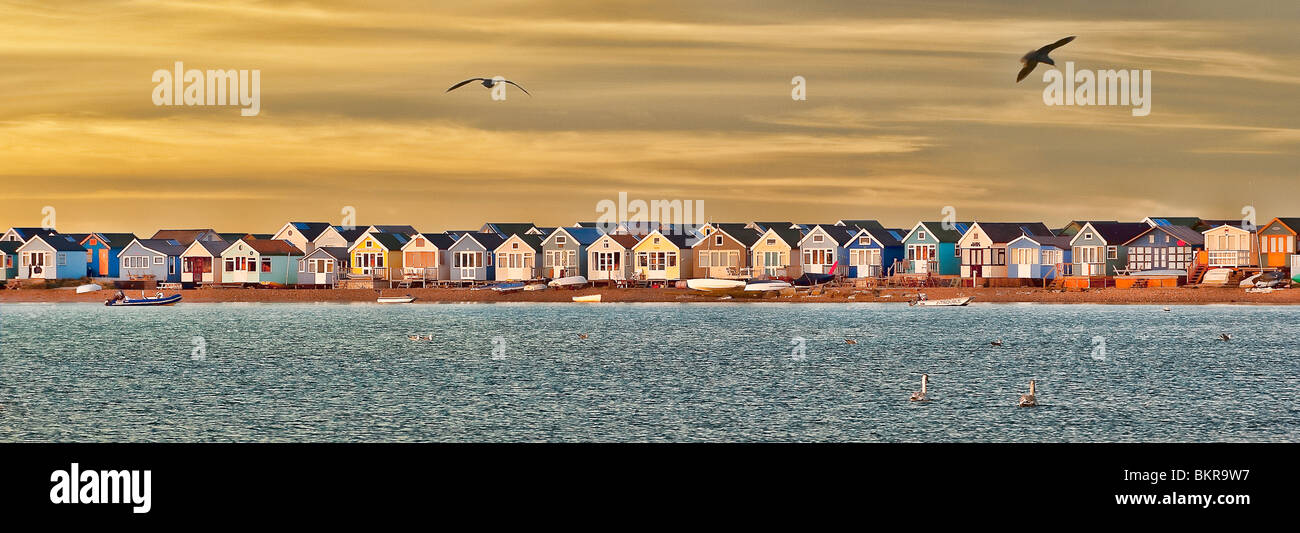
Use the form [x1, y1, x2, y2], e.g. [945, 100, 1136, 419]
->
[98, 249, 109, 275]
[970, 249, 983, 277]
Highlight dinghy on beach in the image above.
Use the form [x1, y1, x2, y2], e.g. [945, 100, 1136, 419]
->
[377, 295, 417, 304]
[572, 294, 602, 303]
[492, 282, 526, 293]
[744, 280, 792, 292]
[548, 276, 588, 288]
[76, 283, 102, 294]
[686, 279, 745, 291]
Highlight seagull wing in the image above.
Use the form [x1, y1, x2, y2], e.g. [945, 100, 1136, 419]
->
[445, 78, 486, 92]
[1016, 61, 1037, 83]
[1039, 35, 1076, 53]
[502, 79, 532, 96]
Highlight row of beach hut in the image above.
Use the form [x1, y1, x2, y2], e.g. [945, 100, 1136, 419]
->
[1, 216, 1296, 287]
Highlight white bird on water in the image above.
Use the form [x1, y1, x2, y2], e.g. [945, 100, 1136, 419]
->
[910, 374, 931, 402]
[445, 77, 532, 96]
[1016, 36, 1076, 82]
[1018, 380, 1037, 407]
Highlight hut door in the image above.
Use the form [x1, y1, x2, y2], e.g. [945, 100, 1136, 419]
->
[970, 249, 983, 277]
[98, 249, 109, 275]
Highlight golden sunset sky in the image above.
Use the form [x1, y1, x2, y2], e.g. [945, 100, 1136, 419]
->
[2, 0, 1297, 235]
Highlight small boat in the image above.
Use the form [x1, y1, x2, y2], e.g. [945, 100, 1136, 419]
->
[492, 282, 526, 293]
[105, 291, 182, 307]
[792, 261, 839, 287]
[572, 294, 602, 303]
[1245, 287, 1274, 294]
[75, 283, 103, 294]
[377, 295, 417, 304]
[744, 280, 792, 292]
[1239, 273, 1261, 288]
[686, 279, 745, 291]
[523, 283, 548, 291]
[548, 275, 588, 288]
[909, 296, 973, 307]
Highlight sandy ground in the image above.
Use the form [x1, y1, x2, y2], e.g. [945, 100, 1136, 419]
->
[2, 285, 1298, 304]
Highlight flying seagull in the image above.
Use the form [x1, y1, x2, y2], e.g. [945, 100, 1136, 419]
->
[445, 77, 532, 96]
[1016, 36, 1076, 83]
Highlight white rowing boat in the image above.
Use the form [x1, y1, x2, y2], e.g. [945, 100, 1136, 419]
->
[548, 275, 588, 288]
[686, 279, 745, 291]
[572, 294, 602, 303]
[909, 296, 973, 307]
[377, 295, 417, 304]
[744, 280, 792, 291]
[523, 283, 548, 291]
[76, 283, 103, 294]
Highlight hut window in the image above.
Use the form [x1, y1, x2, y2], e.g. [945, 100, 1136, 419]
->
[224, 258, 235, 271]
[168, 261, 175, 275]
[1148, 235, 1155, 243]
[261, 258, 272, 272]
[1084, 232, 1094, 240]
[153, 256, 164, 265]
[512, 242, 519, 249]
[918, 231, 926, 241]
[326, 261, 335, 273]
[415, 238, 425, 247]
[1107, 246, 1118, 259]
[653, 237, 661, 244]
[715, 235, 723, 246]
[86, 249, 93, 261]
[813, 235, 824, 243]
[602, 242, 609, 248]
[766, 238, 775, 245]
[556, 236, 566, 246]
[302, 260, 308, 272]
[859, 237, 870, 246]
[57, 254, 66, 266]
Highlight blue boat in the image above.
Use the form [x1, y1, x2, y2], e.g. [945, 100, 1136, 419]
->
[105, 291, 182, 307]
[491, 282, 526, 293]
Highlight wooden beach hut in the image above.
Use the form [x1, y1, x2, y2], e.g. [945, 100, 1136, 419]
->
[180, 239, 233, 286]
[1006, 235, 1073, 280]
[1068, 222, 1150, 276]
[400, 233, 456, 282]
[797, 225, 856, 276]
[691, 223, 760, 279]
[540, 227, 604, 279]
[957, 222, 1055, 278]
[587, 233, 640, 283]
[80, 233, 137, 278]
[298, 246, 349, 287]
[270, 222, 338, 254]
[1256, 217, 1300, 269]
[631, 230, 692, 282]
[1122, 225, 1204, 272]
[15, 234, 86, 280]
[0, 241, 18, 280]
[447, 232, 506, 283]
[117, 238, 185, 283]
[840, 221, 905, 278]
[219, 238, 305, 286]
[0, 227, 58, 243]
[1201, 224, 1258, 269]
[899, 221, 971, 275]
[347, 232, 409, 280]
[494, 233, 545, 281]
[748, 223, 803, 278]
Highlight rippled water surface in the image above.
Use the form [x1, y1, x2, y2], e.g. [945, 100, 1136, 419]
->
[0, 302, 1296, 442]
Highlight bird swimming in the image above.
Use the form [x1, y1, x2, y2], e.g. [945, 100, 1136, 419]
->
[1018, 380, 1037, 407]
[1016, 36, 1076, 82]
[991, 339, 1004, 347]
[845, 339, 857, 345]
[1219, 333, 1232, 341]
[910, 374, 930, 402]
[445, 77, 532, 96]
[578, 333, 589, 340]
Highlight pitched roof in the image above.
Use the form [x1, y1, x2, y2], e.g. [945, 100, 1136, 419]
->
[244, 238, 304, 256]
[847, 220, 902, 247]
[334, 227, 370, 244]
[601, 234, 642, 249]
[457, 232, 507, 250]
[370, 225, 419, 237]
[1144, 217, 1202, 229]
[913, 221, 972, 242]
[547, 227, 604, 246]
[709, 223, 763, 247]
[150, 229, 216, 245]
[1271, 218, 1300, 233]
[363, 232, 409, 250]
[972, 222, 1054, 243]
[307, 246, 350, 261]
[408, 232, 457, 249]
[285, 222, 333, 241]
[803, 225, 858, 246]
[26, 233, 86, 252]
[194, 239, 232, 255]
[6, 227, 58, 241]
[91, 232, 138, 248]
[1083, 222, 1151, 244]
[1013, 234, 1074, 249]
[760, 225, 803, 247]
[499, 233, 545, 252]
[135, 238, 186, 256]
[481, 223, 536, 237]
[1125, 225, 1205, 246]
[0, 241, 21, 254]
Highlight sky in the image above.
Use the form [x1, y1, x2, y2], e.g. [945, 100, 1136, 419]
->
[1, 0, 1297, 235]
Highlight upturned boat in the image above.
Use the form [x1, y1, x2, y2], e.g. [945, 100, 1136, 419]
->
[572, 294, 602, 303]
[686, 279, 745, 291]
[377, 295, 417, 304]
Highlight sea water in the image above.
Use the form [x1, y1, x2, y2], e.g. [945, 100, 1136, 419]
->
[0, 302, 1296, 442]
